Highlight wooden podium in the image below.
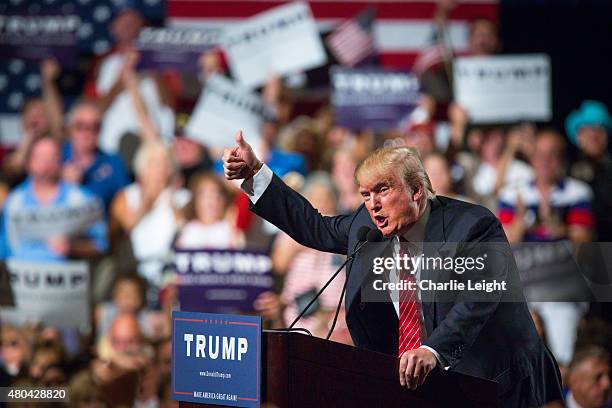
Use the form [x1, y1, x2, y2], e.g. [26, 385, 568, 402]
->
[180, 331, 499, 408]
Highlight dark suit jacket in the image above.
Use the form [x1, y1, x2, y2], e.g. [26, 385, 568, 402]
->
[252, 174, 563, 406]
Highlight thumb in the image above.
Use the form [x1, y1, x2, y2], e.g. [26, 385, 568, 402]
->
[235, 130, 247, 148]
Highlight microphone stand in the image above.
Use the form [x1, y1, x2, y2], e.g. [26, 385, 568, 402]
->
[288, 238, 370, 330]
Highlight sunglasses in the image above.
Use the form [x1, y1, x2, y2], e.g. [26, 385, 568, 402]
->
[1, 339, 20, 348]
[71, 121, 101, 132]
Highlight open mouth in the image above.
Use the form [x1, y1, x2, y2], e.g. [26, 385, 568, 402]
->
[374, 215, 388, 228]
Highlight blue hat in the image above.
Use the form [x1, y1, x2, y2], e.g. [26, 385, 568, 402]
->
[565, 100, 611, 145]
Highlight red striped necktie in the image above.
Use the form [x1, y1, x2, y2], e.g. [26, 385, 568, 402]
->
[398, 239, 422, 357]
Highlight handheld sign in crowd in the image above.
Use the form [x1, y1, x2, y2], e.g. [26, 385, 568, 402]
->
[136, 26, 220, 73]
[453, 54, 552, 123]
[512, 241, 592, 302]
[171, 311, 262, 407]
[0, 13, 80, 66]
[331, 66, 421, 131]
[0, 259, 89, 330]
[184, 75, 266, 149]
[175, 248, 274, 314]
[6, 199, 103, 241]
[222, 2, 327, 89]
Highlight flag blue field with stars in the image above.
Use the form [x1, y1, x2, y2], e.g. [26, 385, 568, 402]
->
[0, 0, 165, 115]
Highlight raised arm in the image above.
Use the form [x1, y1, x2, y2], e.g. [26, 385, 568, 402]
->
[223, 131, 354, 255]
[40, 58, 64, 140]
[121, 51, 160, 142]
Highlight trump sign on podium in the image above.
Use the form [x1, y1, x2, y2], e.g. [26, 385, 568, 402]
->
[172, 311, 262, 407]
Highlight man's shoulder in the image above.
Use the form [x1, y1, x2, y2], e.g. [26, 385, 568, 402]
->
[436, 195, 497, 222]
[435, 196, 503, 240]
[4, 180, 31, 206]
[61, 182, 99, 204]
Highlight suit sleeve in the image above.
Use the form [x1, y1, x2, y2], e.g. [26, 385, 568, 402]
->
[422, 214, 512, 368]
[245, 166, 354, 255]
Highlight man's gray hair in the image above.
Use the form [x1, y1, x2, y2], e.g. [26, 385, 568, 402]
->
[66, 99, 101, 125]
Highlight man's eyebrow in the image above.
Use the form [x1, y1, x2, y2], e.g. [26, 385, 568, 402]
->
[360, 181, 390, 192]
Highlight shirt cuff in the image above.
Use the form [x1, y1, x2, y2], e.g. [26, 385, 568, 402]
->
[420, 345, 450, 370]
[240, 163, 273, 204]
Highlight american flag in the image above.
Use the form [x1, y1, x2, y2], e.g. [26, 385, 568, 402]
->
[413, 43, 448, 76]
[0, 0, 164, 145]
[166, 0, 499, 68]
[326, 8, 375, 67]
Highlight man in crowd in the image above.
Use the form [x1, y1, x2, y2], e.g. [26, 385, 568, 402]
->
[565, 100, 612, 242]
[223, 131, 562, 407]
[1, 137, 107, 260]
[498, 130, 594, 370]
[84, 3, 176, 155]
[62, 101, 130, 210]
[2, 59, 64, 186]
[498, 130, 594, 244]
[566, 346, 611, 408]
[417, 0, 501, 113]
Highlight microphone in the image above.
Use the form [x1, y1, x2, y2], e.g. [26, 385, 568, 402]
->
[357, 225, 370, 242]
[366, 228, 383, 243]
[287, 226, 381, 334]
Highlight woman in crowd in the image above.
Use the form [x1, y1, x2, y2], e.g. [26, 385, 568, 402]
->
[423, 152, 465, 200]
[454, 120, 534, 211]
[175, 172, 244, 249]
[110, 141, 189, 299]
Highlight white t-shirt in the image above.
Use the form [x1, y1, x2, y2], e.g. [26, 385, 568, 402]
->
[472, 159, 534, 197]
[124, 183, 189, 285]
[177, 220, 235, 249]
[96, 53, 175, 153]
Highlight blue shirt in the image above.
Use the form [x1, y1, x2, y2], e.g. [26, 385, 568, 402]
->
[1, 179, 108, 261]
[62, 143, 130, 209]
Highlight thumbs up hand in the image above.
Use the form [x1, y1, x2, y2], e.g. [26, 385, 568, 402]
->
[223, 130, 262, 180]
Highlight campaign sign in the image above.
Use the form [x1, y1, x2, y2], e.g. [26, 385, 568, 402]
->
[222, 2, 327, 88]
[7, 199, 104, 240]
[175, 248, 274, 314]
[0, 13, 80, 66]
[0, 259, 89, 330]
[136, 27, 220, 73]
[453, 54, 551, 123]
[172, 311, 261, 407]
[331, 66, 421, 131]
[184, 75, 265, 149]
[513, 241, 592, 302]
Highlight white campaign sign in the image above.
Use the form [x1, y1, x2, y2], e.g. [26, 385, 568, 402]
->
[222, 2, 327, 88]
[7, 200, 103, 240]
[0, 259, 90, 330]
[453, 54, 551, 123]
[185, 75, 264, 148]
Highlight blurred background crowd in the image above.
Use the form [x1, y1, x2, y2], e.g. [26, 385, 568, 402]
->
[1, 0, 611, 407]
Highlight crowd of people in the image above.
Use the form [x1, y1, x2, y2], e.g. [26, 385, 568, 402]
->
[1, 2, 611, 407]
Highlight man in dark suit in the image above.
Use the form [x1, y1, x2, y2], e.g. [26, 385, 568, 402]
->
[223, 132, 563, 407]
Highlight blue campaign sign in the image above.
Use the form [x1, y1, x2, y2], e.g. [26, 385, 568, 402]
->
[171, 311, 262, 407]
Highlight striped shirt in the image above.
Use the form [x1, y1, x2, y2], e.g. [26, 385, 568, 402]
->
[497, 178, 594, 242]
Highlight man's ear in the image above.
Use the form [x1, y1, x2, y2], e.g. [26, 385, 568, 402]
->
[411, 183, 424, 201]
